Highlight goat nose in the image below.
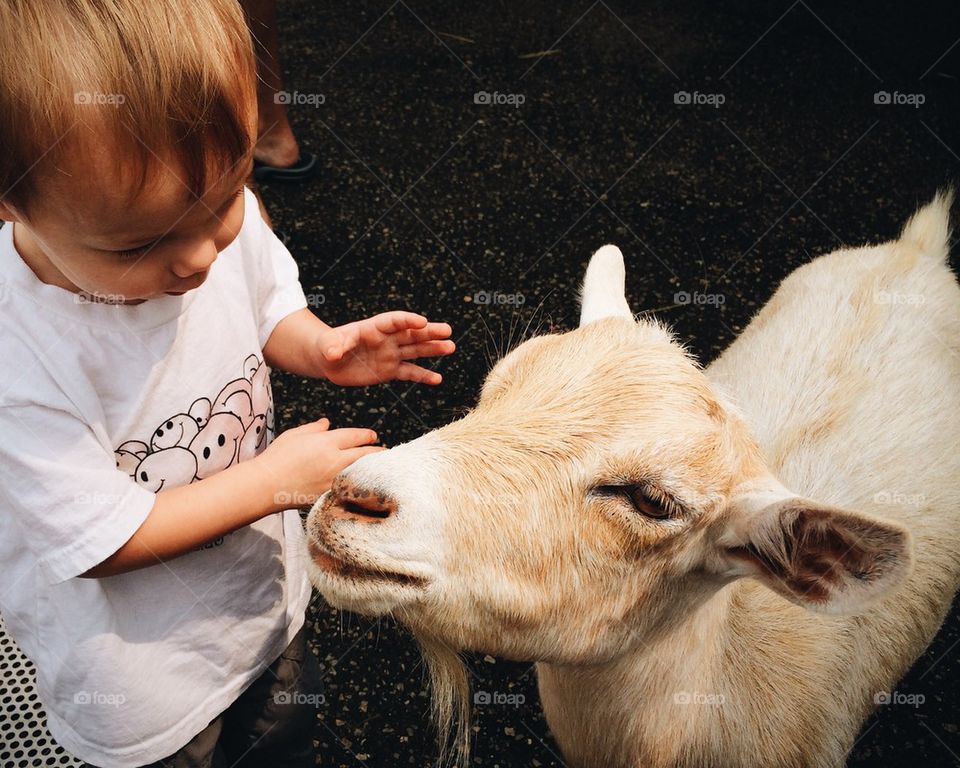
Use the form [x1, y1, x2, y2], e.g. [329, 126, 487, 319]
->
[326, 478, 397, 523]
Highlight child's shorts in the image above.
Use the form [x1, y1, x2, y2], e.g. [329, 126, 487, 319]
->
[83, 619, 323, 768]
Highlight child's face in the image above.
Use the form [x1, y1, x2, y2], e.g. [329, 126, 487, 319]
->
[2, 140, 252, 303]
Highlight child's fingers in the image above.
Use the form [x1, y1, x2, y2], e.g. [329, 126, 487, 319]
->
[322, 328, 361, 361]
[425, 321, 453, 339]
[401, 322, 453, 343]
[396, 362, 443, 385]
[340, 445, 388, 464]
[322, 338, 347, 361]
[400, 340, 456, 360]
[287, 417, 330, 434]
[373, 311, 428, 334]
[328, 428, 379, 448]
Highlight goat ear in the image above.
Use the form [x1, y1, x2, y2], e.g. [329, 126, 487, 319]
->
[716, 479, 913, 614]
[579, 245, 633, 326]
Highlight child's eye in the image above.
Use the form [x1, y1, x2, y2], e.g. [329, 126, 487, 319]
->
[108, 188, 242, 261]
[114, 241, 158, 260]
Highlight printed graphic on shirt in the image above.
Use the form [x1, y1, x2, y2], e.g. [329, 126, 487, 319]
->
[114, 353, 275, 493]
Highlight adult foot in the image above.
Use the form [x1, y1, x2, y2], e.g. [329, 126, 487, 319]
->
[253, 125, 301, 169]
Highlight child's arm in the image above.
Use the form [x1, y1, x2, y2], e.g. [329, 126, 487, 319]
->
[262, 307, 333, 376]
[263, 307, 455, 386]
[81, 419, 381, 578]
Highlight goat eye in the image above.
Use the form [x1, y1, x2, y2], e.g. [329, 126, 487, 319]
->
[627, 486, 671, 519]
[596, 483, 677, 520]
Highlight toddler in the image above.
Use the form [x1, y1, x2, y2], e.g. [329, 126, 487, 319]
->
[0, 1, 453, 766]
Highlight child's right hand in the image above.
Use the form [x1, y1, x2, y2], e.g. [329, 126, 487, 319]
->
[255, 418, 384, 508]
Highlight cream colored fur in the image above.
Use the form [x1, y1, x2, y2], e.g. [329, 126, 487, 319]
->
[306, 192, 960, 767]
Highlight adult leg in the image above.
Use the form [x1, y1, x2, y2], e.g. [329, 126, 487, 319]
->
[240, 0, 302, 170]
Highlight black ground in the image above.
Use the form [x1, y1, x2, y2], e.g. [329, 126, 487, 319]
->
[261, 1, 960, 765]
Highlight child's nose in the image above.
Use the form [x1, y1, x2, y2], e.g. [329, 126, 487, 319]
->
[171, 240, 218, 278]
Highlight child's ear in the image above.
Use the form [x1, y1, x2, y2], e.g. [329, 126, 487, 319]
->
[714, 476, 913, 614]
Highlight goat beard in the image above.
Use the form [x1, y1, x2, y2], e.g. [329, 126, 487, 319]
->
[413, 631, 473, 768]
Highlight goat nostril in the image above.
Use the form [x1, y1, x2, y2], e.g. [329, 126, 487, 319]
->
[327, 483, 397, 522]
[342, 497, 392, 519]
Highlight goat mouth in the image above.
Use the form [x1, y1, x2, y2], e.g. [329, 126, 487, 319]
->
[308, 540, 428, 588]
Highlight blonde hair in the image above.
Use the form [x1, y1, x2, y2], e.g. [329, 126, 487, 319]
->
[0, 0, 257, 213]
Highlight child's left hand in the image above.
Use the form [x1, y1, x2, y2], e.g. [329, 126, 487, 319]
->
[317, 312, 455, 386]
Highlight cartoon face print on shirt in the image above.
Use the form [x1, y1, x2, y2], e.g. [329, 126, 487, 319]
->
[150, 414, 201, 451]
[249, 359, 271, 416]
[189, 411, 245, 479]
[113, 354, 279, 492]
[243, 353, 260, 380]
[115, 440, 148, 476]
[238, 414, 268, 462]
[266, 402, 276, 442]
[213, 378, 254, 429]
[189, 397, 212, 429]
[133, 446, 198, 492]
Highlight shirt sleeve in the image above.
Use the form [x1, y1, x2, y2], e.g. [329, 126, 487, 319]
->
[252, 199, 308, 349]
[0, 403, 157, 584]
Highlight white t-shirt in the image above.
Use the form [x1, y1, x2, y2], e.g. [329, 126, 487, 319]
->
[0, 187, 313, 767]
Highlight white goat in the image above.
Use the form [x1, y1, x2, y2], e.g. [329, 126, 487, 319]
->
[306, 193, 960, 768]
